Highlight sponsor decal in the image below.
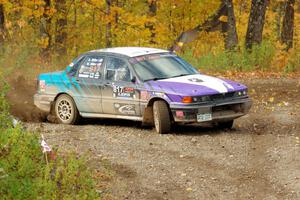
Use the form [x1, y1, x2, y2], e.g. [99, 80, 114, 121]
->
[140, 91, 150, 101]
[78, 73, 89, 78]
[152, 92, 165, 98]
[188, 78, 203, 83]
[89, 73, 95, 78]
[129, 54, 175, 64]
[114, 103, 136, 115]
[176, 110, 184, 118]
[94, 72, 100, 79]
[113, 86, 135, 98]
[124, 87, 134, 93]
[78, 57, 103, 79]
[91, 58, 101, 62]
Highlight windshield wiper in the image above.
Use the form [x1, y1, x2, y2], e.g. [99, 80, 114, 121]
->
[144, 74, 190, 82]
[170, 73, 190, 78]
[144, 77, 168, 82]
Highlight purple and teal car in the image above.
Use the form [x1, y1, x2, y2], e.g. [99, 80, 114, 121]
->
[34, 47, 252, 134]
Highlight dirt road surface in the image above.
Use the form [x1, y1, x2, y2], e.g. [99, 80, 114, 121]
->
[24, 78, 300, 200]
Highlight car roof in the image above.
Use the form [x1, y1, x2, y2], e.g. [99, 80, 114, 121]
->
[89, 47, 170, 58]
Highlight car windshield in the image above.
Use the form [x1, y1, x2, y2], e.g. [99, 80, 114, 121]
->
[129, 54, 198, 82]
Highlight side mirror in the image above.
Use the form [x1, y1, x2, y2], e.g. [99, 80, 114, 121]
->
[131, 76, 136, 83]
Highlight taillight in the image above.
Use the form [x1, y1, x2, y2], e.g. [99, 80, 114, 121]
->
[38, 80, 46, 92]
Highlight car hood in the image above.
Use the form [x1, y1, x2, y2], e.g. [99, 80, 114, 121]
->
[145, 74, 247, 96]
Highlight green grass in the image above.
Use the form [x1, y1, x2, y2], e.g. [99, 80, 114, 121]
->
[0, 79, 100, 200]
[285, 49, 300, 73]
[182, 42, 277, 72]
[0, 80, 12, 128]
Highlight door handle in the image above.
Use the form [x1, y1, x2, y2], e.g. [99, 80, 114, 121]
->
[103, 82, 111, 87]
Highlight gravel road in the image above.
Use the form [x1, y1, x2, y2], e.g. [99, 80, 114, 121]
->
[25, 78, 300, 200]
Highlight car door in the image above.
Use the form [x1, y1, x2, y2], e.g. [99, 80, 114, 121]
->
[101, 56, 140, 116]
[73, 55, 105, 113]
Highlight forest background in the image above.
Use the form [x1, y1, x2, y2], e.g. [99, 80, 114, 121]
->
[0, 0, 299, 77]
[0, 1, 299, 198]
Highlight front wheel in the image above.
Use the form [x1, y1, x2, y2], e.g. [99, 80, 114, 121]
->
[153, 101, 171, 134]
[55, 94, 80, 124]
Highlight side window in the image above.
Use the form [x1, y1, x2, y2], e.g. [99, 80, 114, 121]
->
[78, 56, 104, 79]
[106, 57, 131, 82]
[69, 56, 85, 76]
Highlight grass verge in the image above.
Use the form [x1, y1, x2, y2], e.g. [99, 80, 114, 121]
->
[182, 42, 300, 73]
[0, 79, 101, 200]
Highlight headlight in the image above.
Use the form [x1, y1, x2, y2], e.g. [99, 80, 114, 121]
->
[192, 95, 211, 102]
[200, 96, 211, 102]
[237, 90, 247, 96]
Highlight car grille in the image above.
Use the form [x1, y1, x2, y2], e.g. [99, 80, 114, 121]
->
[210, 92, 235, 101]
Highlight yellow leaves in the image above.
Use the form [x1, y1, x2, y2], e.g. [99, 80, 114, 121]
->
[219, 15, 228, 23]
[38, 37, 50, 49]
[277, 101, 289, 107]
[191, 31, 224, 57]
[268, 97, 274, 103]
[89, 0, 105, 8]
[0, 0, 298, 74]
[250, 89, 256, 95]
[16, 19, 26, 28]
[177, 42, 184, 47]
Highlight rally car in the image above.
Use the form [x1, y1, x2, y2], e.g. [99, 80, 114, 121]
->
[34, 47, 252, 134]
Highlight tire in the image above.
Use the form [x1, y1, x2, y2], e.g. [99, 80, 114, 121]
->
[54, 94, 80, 125]
[153, 100, 171, 134]
[218, 120, 234, 129]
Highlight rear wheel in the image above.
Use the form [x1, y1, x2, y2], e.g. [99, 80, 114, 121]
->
[55, 94, 79, 124]
[153, 101, 171, 134]
[218, 120, 234, 129]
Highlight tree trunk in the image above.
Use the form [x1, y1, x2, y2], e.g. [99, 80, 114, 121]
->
[170, 2, 227, 51]
[40, 0, 51, 60]
[224, 0, 238, 50]
[275, 2, 284, 40]
[10, 0, 22, 35]
[170, 1, 238, 51]
[245, 0, 268, 49]
[55, 0, 67, 55]
[105, 0, 112, 48]
[281, 0, 295, 50]
[146, 0, 157, 44]
[0, 3, 5, 45]
[74, 2, 78, 55]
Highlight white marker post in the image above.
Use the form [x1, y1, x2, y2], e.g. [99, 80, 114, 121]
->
[41, 134, 52, 165]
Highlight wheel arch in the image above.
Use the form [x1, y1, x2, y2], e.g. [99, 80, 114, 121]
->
[142, 97, 173, 126]
[54, 92, 72, 101]
[147, 97, 170, 108]
[52, 92, 81, 124]
[50, 92, 75, 114]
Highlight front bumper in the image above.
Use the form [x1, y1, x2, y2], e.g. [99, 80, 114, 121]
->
[170, 97, 252, 123]
[34, 93, 56, 113]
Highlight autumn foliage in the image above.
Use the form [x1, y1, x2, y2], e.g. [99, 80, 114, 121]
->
[0, 0, 299, 74]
